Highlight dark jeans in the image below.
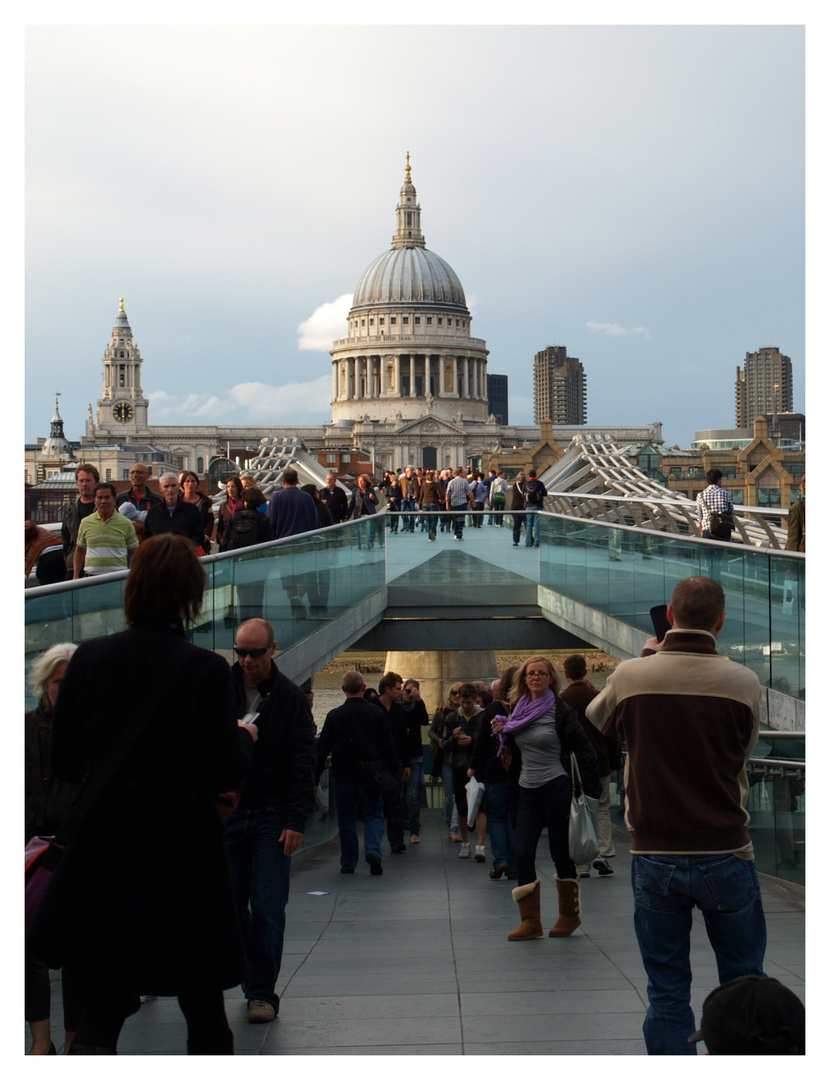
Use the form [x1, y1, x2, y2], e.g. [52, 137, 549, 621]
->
[224, 806, 292, 1010]
[450, 506, 466, 539]
[334, 774, 384, 868]
[485, 778, 517, 873]
[382, 767, 405, 847]
[512, 513, 525, 545]
[515, 775, 575, 885]
[406, 761, 424, 835]
[632, 854, 767, 1055]
[421, 503, 440, 540]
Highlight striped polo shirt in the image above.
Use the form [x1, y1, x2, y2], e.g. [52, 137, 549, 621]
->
[77, 510, 139, 574]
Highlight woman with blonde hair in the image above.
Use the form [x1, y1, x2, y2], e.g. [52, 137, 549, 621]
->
[26, 643, 81, 1054]
[492, 655, 600, 940]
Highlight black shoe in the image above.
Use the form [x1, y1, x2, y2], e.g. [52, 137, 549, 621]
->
[592, 857, 615, 876]
[367, 853, 383, 876]
[340, 866, 355, 874]
[489, 862, 508, 880]
[391, 843, 406, 853]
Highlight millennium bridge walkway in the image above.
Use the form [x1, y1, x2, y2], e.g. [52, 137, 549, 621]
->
[24, 510, 805, 1054]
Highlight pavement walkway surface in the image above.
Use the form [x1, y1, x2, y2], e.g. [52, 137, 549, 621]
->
[36, 808, 805, 1056]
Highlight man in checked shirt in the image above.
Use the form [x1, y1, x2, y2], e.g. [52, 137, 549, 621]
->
[696, 469, 735, 541]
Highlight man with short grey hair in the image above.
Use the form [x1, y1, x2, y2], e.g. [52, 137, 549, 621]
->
[142, 473, 205, 549]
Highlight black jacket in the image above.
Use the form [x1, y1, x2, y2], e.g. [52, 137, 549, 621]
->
[230, 661, 317, 832]
[143, 499, 205, 549]
[25, 703, 81, 843]
[315, 697, 400, 783]
[319, 485, 349, 524]
[469, 700, 510, 784]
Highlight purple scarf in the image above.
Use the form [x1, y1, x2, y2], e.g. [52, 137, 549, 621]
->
[498, 689, 556, 752]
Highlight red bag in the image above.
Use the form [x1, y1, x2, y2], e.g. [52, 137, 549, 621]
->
[25, 836, 66, 930]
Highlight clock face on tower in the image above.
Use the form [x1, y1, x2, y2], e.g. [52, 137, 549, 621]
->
[112, 401, 135, 423]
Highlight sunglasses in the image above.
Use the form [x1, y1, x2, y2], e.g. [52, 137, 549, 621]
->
[234, 643, 273, 658]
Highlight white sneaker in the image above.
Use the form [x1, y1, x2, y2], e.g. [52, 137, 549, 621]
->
[458, 844, 471, 858]
[474, 846, 486, 862]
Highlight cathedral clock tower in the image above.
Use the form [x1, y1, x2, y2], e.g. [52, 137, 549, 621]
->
[90, 298, 150, 438]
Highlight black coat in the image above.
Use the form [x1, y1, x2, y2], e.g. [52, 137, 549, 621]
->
[27, 621, 252, 994]
[143, 499, 205, 549]
[25, 703, 81, 844]
[315, 697, 400, 783]
[230, 662, 317, 832]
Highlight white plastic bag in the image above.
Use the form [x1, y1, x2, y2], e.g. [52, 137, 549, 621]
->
[465, 775, 486, 823]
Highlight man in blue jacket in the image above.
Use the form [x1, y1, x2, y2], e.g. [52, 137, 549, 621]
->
[266, 468, 319, 539]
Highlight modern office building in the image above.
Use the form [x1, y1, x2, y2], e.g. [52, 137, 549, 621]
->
[533, 345, 586, 425]
[735, 347, 793, 428]
[487, 373, 508, 425]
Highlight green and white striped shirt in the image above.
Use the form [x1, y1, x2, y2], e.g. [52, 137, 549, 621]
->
[77, 511, 139, 575]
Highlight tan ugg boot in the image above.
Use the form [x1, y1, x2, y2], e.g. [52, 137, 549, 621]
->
[507, 879, 543, 940]
[548, 876, 581, 936]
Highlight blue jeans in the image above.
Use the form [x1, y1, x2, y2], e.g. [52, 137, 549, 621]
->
[525, 512, 540, 546]
[224, 806, 292, 1009]
[421, 503, 440, 540]
[401, 498, 417, 531]
[632, 854, 767, 1055]
[515, 775, 574, 884]
[442, 763, 459, 832]
[406, 761, 424, 836]
[485, 778, 517, 873]
[333, 773, 384, 868]
[450, 506, 466, 538]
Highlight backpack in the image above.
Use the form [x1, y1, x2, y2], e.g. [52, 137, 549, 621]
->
[523, 479, 544, 507]
[227, 511, 267, 550]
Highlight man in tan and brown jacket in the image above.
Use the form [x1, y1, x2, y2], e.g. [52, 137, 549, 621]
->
[587, 576, 766, 1056]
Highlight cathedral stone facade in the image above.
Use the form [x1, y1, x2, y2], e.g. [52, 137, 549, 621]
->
[331, 156, 491, 428]
[28, 159, 664, 483]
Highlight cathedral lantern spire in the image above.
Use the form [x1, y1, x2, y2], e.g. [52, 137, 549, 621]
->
[392, 151, 426, 249]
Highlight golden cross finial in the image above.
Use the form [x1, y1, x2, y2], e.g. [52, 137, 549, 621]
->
[405, 151, 411, 183]
[119, 296, 125, 311]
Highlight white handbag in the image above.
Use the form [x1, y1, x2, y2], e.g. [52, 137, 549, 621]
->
[568, 752, 599, 864]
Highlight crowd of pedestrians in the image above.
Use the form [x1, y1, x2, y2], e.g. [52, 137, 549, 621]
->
[25, 458, 796, 1055]
[378, 464, 544, 542]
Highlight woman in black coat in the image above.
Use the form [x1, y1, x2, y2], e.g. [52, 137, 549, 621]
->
[27, 534, 257, 1054]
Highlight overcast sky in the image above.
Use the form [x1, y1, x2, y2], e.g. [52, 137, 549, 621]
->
[23, 17, 806, 449]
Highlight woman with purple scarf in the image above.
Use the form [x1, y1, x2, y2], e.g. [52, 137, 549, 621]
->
[493, 656, 600, 941]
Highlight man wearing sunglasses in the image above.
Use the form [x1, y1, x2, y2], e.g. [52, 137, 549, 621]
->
[225, 619, 317, 1026]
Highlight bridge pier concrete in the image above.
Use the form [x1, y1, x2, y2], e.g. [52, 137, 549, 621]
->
[385, 649, 498, 716]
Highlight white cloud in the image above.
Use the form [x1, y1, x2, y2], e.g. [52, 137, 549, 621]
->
[297, 295, 353, 351]
[586, 321, 651, 340]
[146, 377, 332, 424]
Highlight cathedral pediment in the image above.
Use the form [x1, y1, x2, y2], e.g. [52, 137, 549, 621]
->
[386, 413, 469, 436]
